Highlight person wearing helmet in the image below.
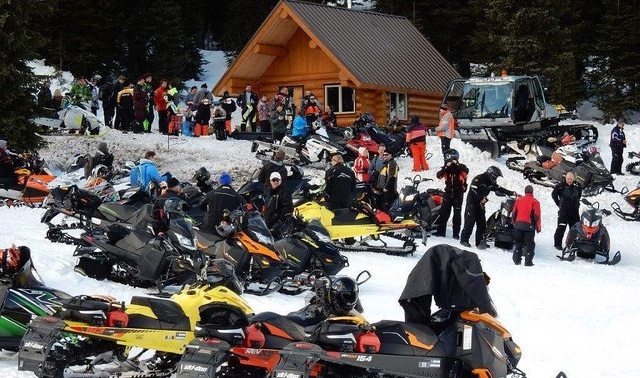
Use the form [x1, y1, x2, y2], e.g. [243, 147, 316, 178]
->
[435, 149, 468, 239]
[460, 166, 516, 249]
[325, 154, 356, 210]
[201, 172, 244, 235]
[257, 149, 288, 193]
[193, 167, 214, 193]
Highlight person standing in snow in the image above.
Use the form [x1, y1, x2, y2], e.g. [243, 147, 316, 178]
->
[154, 79, 169, 135]
[68, 76, 93, 106]
[270, 102, 288, 143]
[609, 118, 627, 175]
[257, 94, 271, 132]
[194, 83, 214, 106]
[435, 104, 455, 155]
[406, 114, 429, 172]
[551, 172, 582, 250]
[142, 73, 154, 133]
[237, 84, 259, 132]
[512, 185, 541, 266]
[116, 79, 134, 132]
[133, 76, 148, 134]
[220, 91, 237, 136]
[435, 149, 468, 239]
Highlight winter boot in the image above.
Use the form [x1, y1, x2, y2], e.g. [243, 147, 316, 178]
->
[513, 250, 522, 265]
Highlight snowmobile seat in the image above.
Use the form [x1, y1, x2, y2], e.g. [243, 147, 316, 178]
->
[373, 320, 444, 356]
[60, 295, 118, 326]
[194, 304, 252, 345]
[331, 208, 371, 225]
[248, 311, 307, 348]
[307, 318, 380, 353]
[127, 296, 191, 330]
[195, 230, 224, 247]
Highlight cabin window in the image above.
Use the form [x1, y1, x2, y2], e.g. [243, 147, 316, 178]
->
[389, 92, 407, 120]
[325, 85, 355, 114]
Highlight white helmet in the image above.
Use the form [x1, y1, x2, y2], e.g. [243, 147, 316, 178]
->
[307, 176, 326, 195]
[91, 164, 109, 178]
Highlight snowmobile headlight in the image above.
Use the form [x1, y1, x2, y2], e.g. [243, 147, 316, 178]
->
[501, 207, 510, 217]
[175, 233, 197, 250]
[400, 193, 416, 203]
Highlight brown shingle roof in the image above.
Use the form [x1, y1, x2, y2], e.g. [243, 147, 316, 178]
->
[286, 0, 460, 93]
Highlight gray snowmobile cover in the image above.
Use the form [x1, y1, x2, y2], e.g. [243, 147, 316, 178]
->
[398, 244, 496, 323]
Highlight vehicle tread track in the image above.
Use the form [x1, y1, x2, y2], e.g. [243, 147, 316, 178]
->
[335, 231, 416, 256]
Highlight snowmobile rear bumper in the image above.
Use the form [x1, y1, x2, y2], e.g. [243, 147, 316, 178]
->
[176, 339, 232, 378]
[18, 316, 67, 378]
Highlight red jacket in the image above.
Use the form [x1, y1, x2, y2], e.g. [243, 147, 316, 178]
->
[154, 87, 168, 111]
[512, 193, 541, 232]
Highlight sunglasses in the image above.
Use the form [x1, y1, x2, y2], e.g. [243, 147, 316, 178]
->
[271, 178, 281, 182]
[160, 185, 168, 189]
[383, 153, 390, 156]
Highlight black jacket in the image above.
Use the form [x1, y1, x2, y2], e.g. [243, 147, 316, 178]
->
[201, 185, 244, 233]
[551, 181, 582, 216]
[466, 172, 514, 206]
[258, 160, 288, 189]
[398, 244, 496, 322]
[264, 184, 293, 230]
[436, 162, 469, 196]
[220, 98, 237, 121]
[325, 162, 356, 208]
[236, 91, 258, 110]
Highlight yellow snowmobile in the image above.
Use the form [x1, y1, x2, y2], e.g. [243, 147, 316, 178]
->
[18, 260, 254, 378]
[295, 201, 418, 256]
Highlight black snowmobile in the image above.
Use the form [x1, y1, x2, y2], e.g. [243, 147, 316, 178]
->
[625, 151, 640, 175]
[72, 199, 206, 290]
[388, 175, 444, 245]
[351, 112, 405, 156]
[558, 199, 621, 265]
[506, 138, 615, 196]
[0, 246, 70, 351]
[194, 208, 348, 295]
[483, 194, 517, 250]
[612, 181, 640, 221]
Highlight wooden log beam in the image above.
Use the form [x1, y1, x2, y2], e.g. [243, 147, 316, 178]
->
[252, 44, 289, 57]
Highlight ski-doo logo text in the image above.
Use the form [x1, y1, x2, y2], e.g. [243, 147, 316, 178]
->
[23, 341, 44, 350]
[275, 372, 301, 378]
[180, 364, 209, 372]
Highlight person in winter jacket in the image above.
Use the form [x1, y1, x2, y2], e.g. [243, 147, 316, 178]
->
[68, 76, 93, 105]
[368, 144, 386, 185]
[291, 109, 308, 140]
[511, 185, 541, 266]
[37, 81, 52, 108]
[193, 83, 214, 106]
[435, 104, 455, 155]
[270, 102, 288, 143]
[154, 79, 169, 134]
[129, 151, 169, 190]
[435, 149, 469, 239]
[90, 75, 101, 115]
[111, 75, 126, 129]
[406, 115, 429, 172]
[325, 155, 356, 209]
[609, 118, 627, 174]
[142, 73, 154, 131]
[116, 80, 134, 132]
[551, 172, 582, 250]
[220, 91, 237, 136]
[257, 95, 271, 132]
[353, 147, 370, 183]
[184, 86, 198, 118]
[258, 149, 288, 193]
[304, 94, 322, 126]
[0, 140, 17, 188]
[264, 172, 294, 236]
[374, 151, 399, 212]
[460, 166, 516, 249]
[195, 98, 212, 126]
[201, 172, 244, 235]
[133, 76, 148, 133]
[236, 84, 259, 132]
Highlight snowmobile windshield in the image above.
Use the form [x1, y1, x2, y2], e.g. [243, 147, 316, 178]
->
[169, 217, 197, 251]
[581, 210, 601, 228]
[399, 185, 418, 205]
[456, 82, 513, 119]
[246, 216, 275, 247]
[306, 219, 332, 244]
[14, 259, 46, 287]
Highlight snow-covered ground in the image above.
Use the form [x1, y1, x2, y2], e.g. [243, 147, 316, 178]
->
[2, 51, 639, 377]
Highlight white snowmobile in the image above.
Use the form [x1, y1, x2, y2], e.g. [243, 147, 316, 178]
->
[33, 98, 103, 135]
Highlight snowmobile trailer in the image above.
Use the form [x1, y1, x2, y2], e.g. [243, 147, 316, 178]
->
[442, 75, 598, 157]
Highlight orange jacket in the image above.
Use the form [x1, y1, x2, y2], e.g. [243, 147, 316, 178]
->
[154, 87, 168, 111]
[437, 108, 455, 139]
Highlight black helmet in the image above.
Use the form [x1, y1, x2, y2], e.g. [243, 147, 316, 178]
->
[329, 276, 359, 315]
[206, 259, 243, 295]
[443, 148, 459, 163]
[193, 167, 211, 183]
[486, 166, 502, 182]
[163, 197, 186, 215]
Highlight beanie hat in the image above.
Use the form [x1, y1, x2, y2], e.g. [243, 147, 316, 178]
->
[0, 140, 6, 149]
[97, 142, 109, 154]
[410, 115, 420, 124]
[219, 172, 232, 185]
[167, 177, 181, 189]
[524, 185, 534, 194]
[201, 83, 208, 89]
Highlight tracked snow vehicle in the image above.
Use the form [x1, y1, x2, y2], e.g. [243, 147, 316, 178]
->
[442, 75, 598, 157]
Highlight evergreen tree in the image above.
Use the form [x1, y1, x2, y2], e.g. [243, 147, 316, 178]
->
[586, 0, 640, 118]
[0, 0, 52, 151]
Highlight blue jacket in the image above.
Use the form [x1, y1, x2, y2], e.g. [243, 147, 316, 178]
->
[130, 158, 168, 189]
[292, 115, 308, 138]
